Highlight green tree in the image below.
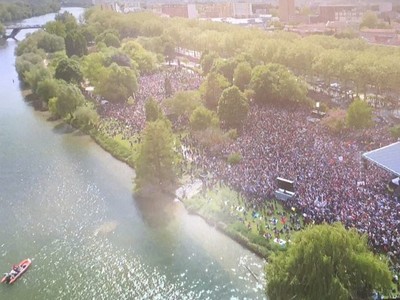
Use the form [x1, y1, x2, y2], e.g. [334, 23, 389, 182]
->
[0, 22, 5, 37]
[266, 223, 392, 300]
[65, 31, 88, 58]
[55, 57, 83, 84]
[200, 71, 230, 110]
[54, 82, 85, 118]
[145, 97, 162, 122]
[250, 63, 307, 105]
[73, 105, 100, 131]
[134, 119, 178, 198]
[95, 30, 121, 48]
[233, 61, 252, 91]
[164, 91, 202, 119]
[163, 41, 176, 64]
[23, 65, 51, 93]
[121, 40, 157, 75]
[82, 52, 106, 86]
[96, 63, 138, 103]
[36, 31, 65, 53]
[347, 99, 373, 129]
[36, 78, 60, 104]
[360, 11, 379, 29]
[189, 105, 219, 131]
[218, 86, 249, 129]
[200, 51, 218, 75]
[45, 20, 67, 38]
[212, 58, 237, 83]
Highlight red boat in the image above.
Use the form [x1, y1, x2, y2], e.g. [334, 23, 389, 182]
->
[1, 259, 31, 284]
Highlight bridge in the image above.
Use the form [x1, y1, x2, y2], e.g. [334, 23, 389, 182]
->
[2, 25, 43, 40]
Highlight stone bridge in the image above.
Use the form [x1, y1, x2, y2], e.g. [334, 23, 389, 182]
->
[2, 25, 43, 40]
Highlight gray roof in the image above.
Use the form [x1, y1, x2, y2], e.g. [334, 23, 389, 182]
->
[362, 142, 400, 176]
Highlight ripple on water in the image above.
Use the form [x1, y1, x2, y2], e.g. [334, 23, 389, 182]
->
[30, 236, 217, 300]
[3, 164, 266, 299]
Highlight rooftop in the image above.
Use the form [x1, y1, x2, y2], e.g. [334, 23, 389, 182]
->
[362, 142, 400, 176]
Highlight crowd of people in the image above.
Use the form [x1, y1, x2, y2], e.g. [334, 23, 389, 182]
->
[94, 64, 400, 265]
[98, 67, 202, 138]
[186, 104, 400, 263]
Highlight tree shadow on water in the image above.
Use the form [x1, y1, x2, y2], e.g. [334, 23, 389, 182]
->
[134, 189, 177, 228]
[52, 122, 77, 134]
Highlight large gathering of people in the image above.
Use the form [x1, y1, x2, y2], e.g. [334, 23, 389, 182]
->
[98, 67, 202, 138]
[187, 104, 400, 264]
[95, 65, 400, 265]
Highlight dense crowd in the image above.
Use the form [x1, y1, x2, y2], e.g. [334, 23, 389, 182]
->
[187, 104, 400, 262]
[98, 67, 202, 137]
[95, 65, 400, 264]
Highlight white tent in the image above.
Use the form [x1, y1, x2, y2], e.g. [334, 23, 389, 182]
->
[362, 142, 400, 176]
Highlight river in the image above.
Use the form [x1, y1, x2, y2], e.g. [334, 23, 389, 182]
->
[0, 7, 266, 300]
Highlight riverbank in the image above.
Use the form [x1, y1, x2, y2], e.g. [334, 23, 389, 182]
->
[178, 180, 300, 259]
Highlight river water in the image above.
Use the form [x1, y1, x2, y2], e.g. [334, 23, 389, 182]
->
[0, 8, 266, 300]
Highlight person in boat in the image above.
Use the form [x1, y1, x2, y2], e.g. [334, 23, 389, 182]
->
[3, 272, 12, 283]
[9, 265, 19, 277]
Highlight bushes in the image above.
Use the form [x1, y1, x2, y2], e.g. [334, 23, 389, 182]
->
[189, 105, 219, 131]
[227, 152, 242, 165]
[390, 125, 400, 139]
[321, 108, 347, 134]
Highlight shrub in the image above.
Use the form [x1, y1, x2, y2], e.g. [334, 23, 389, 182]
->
[226, 128, 238, 140]
[321, 108, 347, 133]
[227, 152, 242, 165]
[390, 125, 400, 139]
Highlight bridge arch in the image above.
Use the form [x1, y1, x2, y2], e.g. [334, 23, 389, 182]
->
[2, 25, 43, 40]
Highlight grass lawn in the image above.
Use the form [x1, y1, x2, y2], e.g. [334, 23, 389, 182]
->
[184, 183, 304, 258]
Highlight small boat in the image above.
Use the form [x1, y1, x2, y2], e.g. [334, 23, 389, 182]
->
[1, 258, 31, 284]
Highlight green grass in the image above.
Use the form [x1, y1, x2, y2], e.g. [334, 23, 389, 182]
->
[90, 129, 137, 167]
[184, 184, 303, 259]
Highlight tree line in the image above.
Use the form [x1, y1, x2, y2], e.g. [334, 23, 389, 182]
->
[0, 0, 60, 23]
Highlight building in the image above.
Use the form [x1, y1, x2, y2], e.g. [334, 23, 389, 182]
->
[360, 28, 400, 46]
[197, 3, 232, 18]
[313, 5, 362, 23]
[279, 0, 295, 22]
[161, 4, 189, 18]
[233, 2, 253, 18]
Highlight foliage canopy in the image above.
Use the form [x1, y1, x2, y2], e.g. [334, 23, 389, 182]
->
[266, 223, 392, 300]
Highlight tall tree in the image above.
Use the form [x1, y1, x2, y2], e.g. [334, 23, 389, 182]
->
[212, 58, 237, 83]
[54, 82, 85, 119]
[347, 99, 373, 129]
[218, 86, 249, 129]
[164, 91, 202, 119]
[96, 63, 138, 103]
[134, 119, 179, 199]
[200, 71, 230, 110]
[190, 105, 219, 131]
[55, 57, 83, 84]
[23, 65, 51, 93]
[200, 51, 218, 76]
[163, 41, 176, 65]
[65, 31, 88, 58]
[36, 78, 60, 104]
[233, 61, 252, 91]
[145, 97, 162, 122]
[266, 223, 392, 300]
[250, 63, 307, 105]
